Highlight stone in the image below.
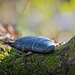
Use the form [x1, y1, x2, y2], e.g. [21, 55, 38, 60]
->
[14, 36, 55, 53]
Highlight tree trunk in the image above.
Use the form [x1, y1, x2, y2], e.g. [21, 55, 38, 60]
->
[0, 35, 75, 75]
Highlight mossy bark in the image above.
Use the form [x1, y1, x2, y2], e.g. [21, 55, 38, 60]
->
[0, 35, 75, 75]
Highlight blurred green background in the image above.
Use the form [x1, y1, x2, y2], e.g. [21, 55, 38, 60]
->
[0, 0, 75, 42]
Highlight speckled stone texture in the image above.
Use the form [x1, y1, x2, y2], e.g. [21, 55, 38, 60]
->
[14, 36, 55, 53]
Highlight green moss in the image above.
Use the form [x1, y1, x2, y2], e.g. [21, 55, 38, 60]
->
[0, 36, 75, 75]
[69, 43, 75, 53]
[0, 43, 11, 62]
[45, 56, 60, 71]
[0, 47, 61, 75]
[67, 65, 75, 75]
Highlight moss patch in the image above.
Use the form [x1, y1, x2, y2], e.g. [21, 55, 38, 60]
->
[0, 36, 75, 75]
[0, 43, 61, 75]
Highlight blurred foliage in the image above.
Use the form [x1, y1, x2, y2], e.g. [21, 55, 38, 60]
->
[60, 0, 75, 12]
[0, 0, 75, 42]
[16, 0, 59, 35]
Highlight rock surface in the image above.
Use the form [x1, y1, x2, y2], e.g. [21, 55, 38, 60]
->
[14, 36, 55, 53]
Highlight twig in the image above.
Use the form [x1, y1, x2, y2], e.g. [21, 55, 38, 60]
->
[0, 40, 15, 48]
